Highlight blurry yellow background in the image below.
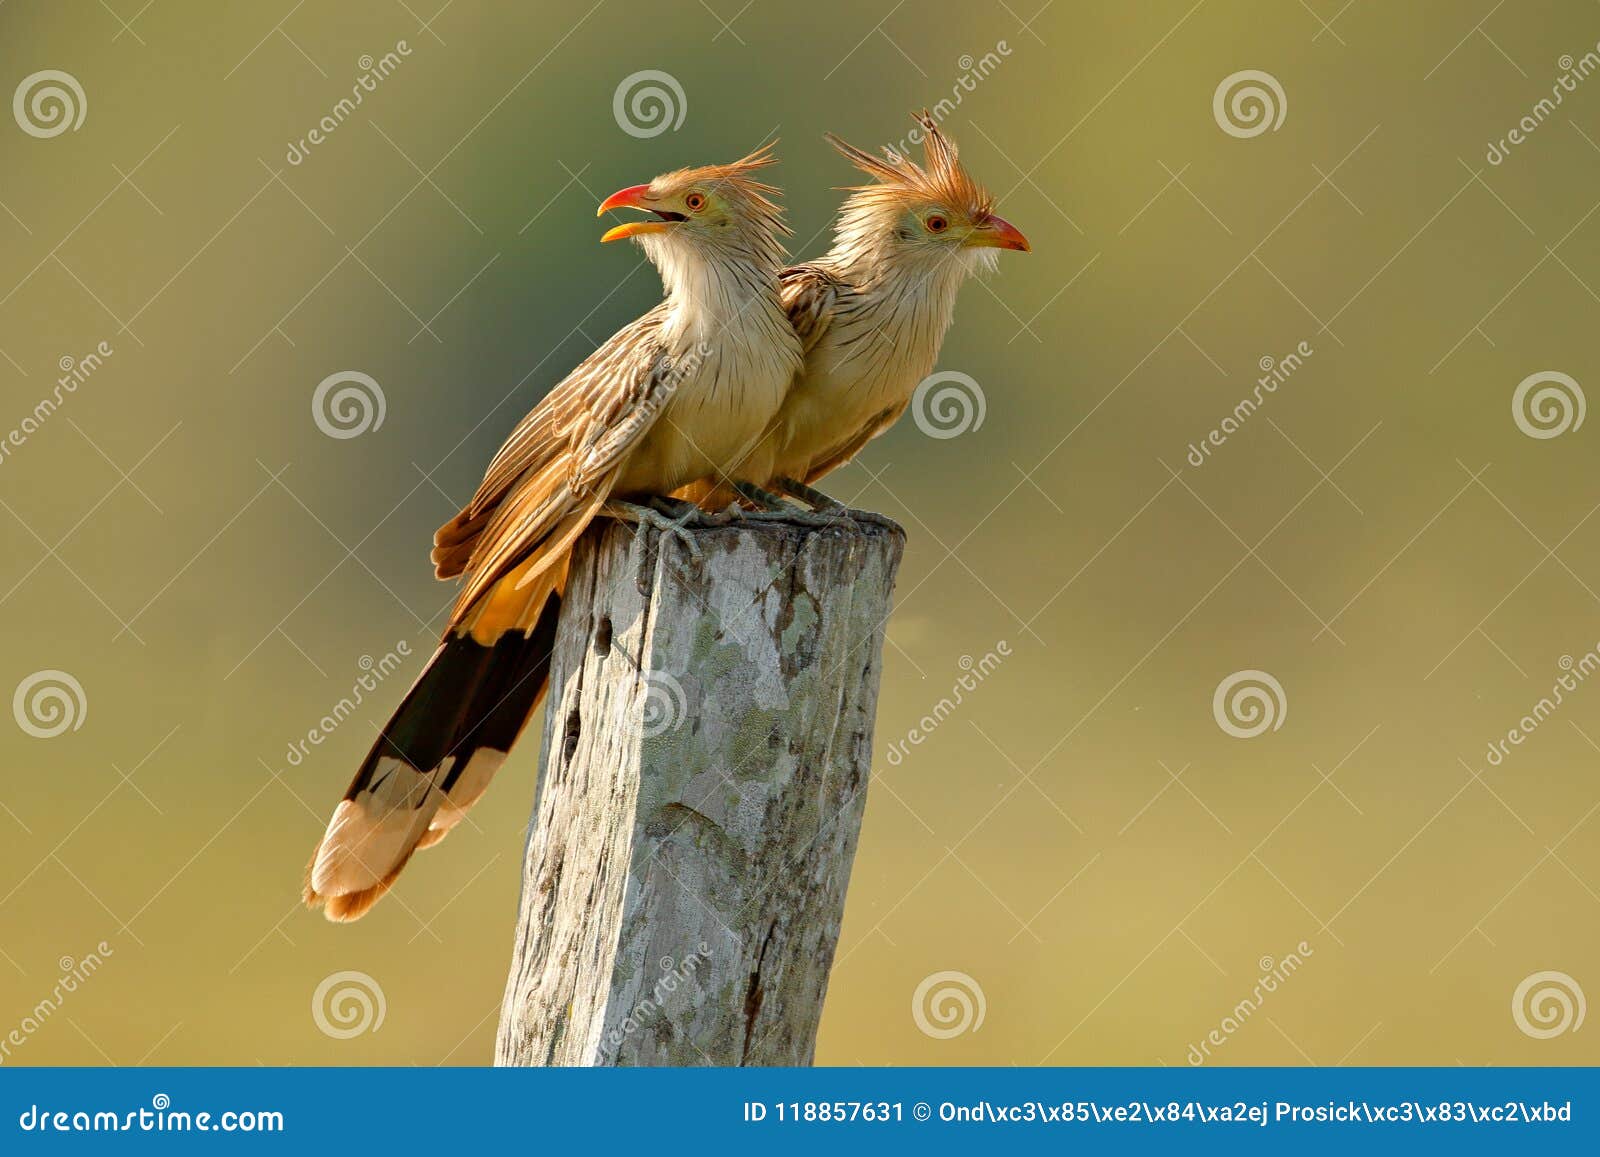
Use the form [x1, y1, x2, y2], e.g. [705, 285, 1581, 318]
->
[2, 0, 1598, 1066]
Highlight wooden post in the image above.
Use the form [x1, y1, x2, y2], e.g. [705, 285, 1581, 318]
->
[494, 511, 905, 1066]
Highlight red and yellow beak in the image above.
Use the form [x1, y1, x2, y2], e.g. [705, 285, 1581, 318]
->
[598, 184, 676, 243]
[967, 213, 1031, 252]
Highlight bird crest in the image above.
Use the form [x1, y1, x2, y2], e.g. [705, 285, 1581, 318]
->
[825, 112, 995, 220]
[652, 141, 791, 236]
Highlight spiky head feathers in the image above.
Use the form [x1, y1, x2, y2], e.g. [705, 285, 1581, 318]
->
[821, 112, 1028, 273]
[639, 142, 790, 265]
[649, 142, 788, 223]
[826, 112, 995, 223]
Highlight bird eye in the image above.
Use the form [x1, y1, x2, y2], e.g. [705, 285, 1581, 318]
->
[685, 192, 706, 212]
[925, 214, 949, 233]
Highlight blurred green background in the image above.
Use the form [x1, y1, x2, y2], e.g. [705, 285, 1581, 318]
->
[2, 0, 1598, 1066]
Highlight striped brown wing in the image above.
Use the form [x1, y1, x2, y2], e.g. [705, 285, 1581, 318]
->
[440, 306, 682, 625]
[779, 264, 841, 357]
[463, 302, 671, 526]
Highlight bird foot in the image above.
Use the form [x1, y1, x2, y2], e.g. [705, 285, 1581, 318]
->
[773, 477, 902, 533]
[842, 508, 904, 533]
[723, 480, 901, 533]
[601, 498, 730, 560]
[725, 481, 832, 525]
[727, 481, 842, 527]
[773, 477, 846, 512]
[731, 481, 799, 513]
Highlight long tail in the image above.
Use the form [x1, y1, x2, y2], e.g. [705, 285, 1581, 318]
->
[302, 568, 562, 922]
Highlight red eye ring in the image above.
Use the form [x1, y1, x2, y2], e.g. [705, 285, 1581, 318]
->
[685, 192, 706, 212]
[926, 214, 949, 233]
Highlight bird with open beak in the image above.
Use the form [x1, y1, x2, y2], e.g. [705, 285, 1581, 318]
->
[303, 146, 801, 921]
[684, 113, 1028, 513]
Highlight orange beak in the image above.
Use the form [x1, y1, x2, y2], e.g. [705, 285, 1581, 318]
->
[968, 213, 1031, 252]
[598, 183, 675, 243]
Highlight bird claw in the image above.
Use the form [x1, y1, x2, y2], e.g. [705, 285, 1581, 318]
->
[773, 477, 903, 534]
[724, 481, 827, 524]
[601, 498, 726, 560]
[731, 481, 797, 513]
[724, 480, 901, 534]
[741, 507, 855, 529]
[725, 480, 892, 531]
[606, 488, 901, 544]
[841, 508, 904, 533]
[773, 477, 846, 512]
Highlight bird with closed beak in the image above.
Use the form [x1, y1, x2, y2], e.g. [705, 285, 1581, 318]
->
[685, 114, 1028, 513]
[303, 145, 801, 921]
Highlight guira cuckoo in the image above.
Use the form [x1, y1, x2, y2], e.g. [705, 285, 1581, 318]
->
[684, 114, 1028, 512]
[304, 147, 801, 921]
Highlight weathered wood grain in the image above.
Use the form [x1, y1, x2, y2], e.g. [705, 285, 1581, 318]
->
[495, 511, 904, 1066]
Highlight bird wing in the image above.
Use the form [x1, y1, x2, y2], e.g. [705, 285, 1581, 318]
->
[804, 398, 909, 484]
[307, 307, 690, 922]
[435, 304, 680, 627]
[779, 264, 842, 357]
[460, 302, 670, 528]
[780, 264, 906, 483]
[308, 308, 685, 923]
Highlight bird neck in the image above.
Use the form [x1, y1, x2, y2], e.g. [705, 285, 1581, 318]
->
[655, 245, 788, 354]
[831, 241, 973, 351]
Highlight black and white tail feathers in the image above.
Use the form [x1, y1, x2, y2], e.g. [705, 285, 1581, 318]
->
[302, 594, 559, 922]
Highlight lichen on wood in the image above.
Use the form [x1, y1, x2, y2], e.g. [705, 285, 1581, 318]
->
[495, 511, 904, 1066]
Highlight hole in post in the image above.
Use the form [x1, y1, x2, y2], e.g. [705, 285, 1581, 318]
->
[593, 615, 613, 656]
[560, 706, 582, 767]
